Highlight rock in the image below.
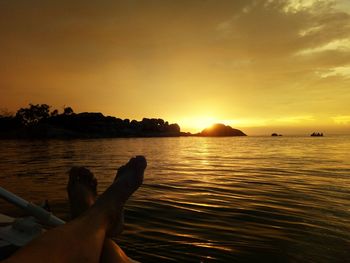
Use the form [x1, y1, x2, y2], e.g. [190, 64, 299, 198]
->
[271, 133, 282, 136]
[311, 132, 323, 137]
[200, 123, 246, 137]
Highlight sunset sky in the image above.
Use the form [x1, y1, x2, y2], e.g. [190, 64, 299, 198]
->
[1, 0, 350, 134]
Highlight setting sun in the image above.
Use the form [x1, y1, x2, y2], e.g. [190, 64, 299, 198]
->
[1, 0, 350, 135]
[1, 1, 350, 262]
[179, 116, 225, 133]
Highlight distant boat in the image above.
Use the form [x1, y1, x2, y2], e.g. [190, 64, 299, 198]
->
[310, 132, 323, 137]
[271, 133, 282, 136]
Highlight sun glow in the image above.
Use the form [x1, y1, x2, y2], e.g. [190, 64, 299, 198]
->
[178, 116, 241, 133]
[178, 115, 274, 132]
[179, 116, 220, 133]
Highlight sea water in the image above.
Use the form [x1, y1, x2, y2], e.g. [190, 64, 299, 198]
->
[1, 136, 350, 262]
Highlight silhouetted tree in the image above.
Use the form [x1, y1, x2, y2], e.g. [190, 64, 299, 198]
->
[51, 109, 59, 116]
[157, 118, 165, 126]
[130, 120, 140, 130]
[168, 123, 180, 133]
[123, 119, 130, 127]
[1, 104, 182, 138]
[16, 104, 50, 126]
[63, 107, 74, 115]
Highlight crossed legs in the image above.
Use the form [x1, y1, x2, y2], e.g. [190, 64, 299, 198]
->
[5, 156, 147, 263]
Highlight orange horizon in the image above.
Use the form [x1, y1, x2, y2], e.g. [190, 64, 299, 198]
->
[1, 1, 350, 135]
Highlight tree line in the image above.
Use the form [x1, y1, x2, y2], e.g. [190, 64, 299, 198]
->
[0, 104, 181, 138]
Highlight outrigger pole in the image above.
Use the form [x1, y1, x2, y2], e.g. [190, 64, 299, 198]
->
[0, 187, 65, 226]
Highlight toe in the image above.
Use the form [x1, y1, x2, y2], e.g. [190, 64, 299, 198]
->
[80, 167, 93, 183]
[126, 157, 137, 167]
[68, 166, 97, 192]
[135, 155, 147, 170]
[68, 167, 80, 184]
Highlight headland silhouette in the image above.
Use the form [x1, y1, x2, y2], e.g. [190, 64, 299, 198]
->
[0, 104, 247, 139]
[0, 104, 181, 139]
[199, 123, 246, 137]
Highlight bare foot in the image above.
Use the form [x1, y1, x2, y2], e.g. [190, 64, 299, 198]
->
[67, 166, 97, 219]
[93, 156, 147, 236]
[67, 156, 146, 237]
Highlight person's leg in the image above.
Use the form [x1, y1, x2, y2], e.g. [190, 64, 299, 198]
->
[101, 239, 131, 263]
[4, 156, 147, 263]
[5, 209, 108, 263]
[67, 166, 128, 263]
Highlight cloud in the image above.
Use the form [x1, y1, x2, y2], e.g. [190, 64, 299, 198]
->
[0, 0, 349, 133]
[296, 38, 350, 55]
[284, 0, 333, 13]
[318, 66, 350, 78]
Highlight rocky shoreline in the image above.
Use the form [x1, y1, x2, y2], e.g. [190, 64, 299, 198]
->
[0, 104, 246, 139]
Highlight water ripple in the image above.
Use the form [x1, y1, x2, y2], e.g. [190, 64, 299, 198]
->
[1, 136, 350, 262]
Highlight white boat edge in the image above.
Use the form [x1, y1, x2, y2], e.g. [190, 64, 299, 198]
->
[0, 213, 15, 224]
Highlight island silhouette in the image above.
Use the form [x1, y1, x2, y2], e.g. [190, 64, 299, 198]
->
[199, 123, 246, 137]
[0, 104, 247, 139]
